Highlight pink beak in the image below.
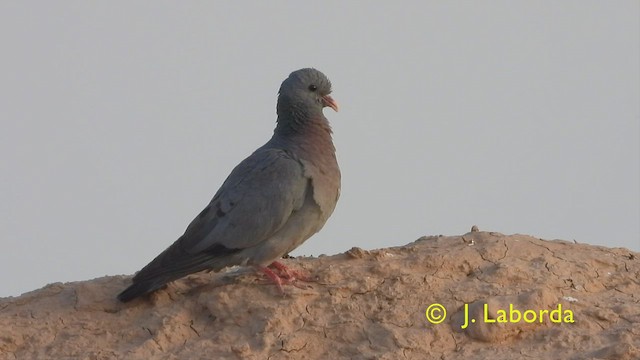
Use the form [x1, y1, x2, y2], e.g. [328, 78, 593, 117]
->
[322, 95, 339, 112]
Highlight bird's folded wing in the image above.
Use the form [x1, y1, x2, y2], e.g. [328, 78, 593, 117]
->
[181, 148, 309, 254]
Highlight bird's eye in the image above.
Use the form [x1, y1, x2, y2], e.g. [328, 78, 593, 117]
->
[308, 84, 318, 92]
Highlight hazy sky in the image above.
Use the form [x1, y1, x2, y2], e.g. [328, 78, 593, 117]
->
[1, 2, 638, 298]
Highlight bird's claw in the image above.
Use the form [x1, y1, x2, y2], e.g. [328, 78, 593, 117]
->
[268, 261, 313, 282]
[256, 262, 313, 294]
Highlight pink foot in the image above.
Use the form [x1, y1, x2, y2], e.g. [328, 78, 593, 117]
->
[257, 266, 286, 294]
[269, 261, 313, 282]
[255, 262, 313, 294]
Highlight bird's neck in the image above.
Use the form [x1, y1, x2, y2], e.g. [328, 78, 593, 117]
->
[273, 114, 335, 154]
[276, 113, 332, 137]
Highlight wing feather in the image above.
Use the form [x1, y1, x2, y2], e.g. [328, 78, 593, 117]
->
[129, 147, 309, 283]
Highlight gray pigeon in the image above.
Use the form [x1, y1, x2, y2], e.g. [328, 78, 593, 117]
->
[118, 68, 341, 302]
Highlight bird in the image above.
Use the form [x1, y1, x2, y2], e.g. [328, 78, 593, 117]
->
[117, 68, 341, 302]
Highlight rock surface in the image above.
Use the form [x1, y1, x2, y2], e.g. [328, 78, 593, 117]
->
[1, 231, 638, 359]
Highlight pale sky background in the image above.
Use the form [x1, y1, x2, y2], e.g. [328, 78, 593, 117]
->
[1, 2, 638, 298]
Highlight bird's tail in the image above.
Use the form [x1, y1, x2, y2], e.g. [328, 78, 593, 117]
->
[117, 239, 240, 302]
[117, 252, 221, 302]
[117, 279, 168, 302]
[117, 263, 213, 302]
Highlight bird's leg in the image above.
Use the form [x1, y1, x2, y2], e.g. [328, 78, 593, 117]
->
[268, 261, 313, 282]
[256, 266, 285, 294]
[254, 262, 313, 293]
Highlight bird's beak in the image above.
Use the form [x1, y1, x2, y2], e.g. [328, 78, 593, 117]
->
[322, 95, 339, 112]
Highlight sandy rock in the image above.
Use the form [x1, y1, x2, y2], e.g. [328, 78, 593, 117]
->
[1, 232, 638, 359]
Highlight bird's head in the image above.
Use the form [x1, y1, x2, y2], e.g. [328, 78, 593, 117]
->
[277, 68, 338, 123]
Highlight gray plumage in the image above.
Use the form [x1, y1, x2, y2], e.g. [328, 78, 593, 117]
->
[118, 68, 340, 302]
